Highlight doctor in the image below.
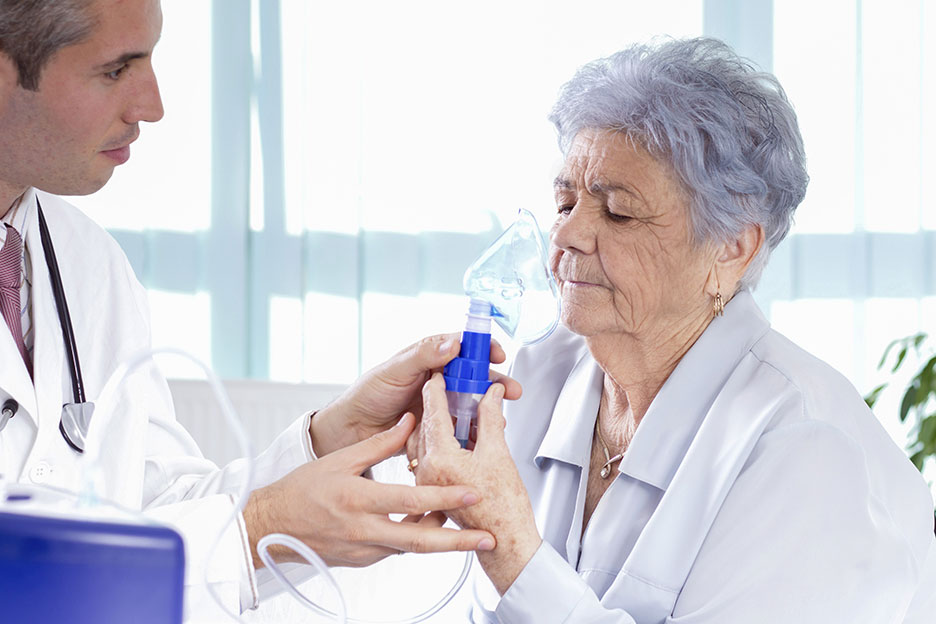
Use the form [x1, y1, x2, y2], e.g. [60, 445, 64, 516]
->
[0, 0, 508, 616]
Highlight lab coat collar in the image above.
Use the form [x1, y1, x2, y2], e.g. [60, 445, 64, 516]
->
[533, 290, 770, 490]
[618, 290, 770, 491]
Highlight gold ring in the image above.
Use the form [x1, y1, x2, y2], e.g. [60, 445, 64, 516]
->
[406, 458, 419, 473]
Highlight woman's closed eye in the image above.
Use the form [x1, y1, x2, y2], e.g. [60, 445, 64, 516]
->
[606, 210, 633, 223]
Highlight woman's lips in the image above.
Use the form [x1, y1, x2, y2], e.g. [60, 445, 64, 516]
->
[101, 145, 131, 164]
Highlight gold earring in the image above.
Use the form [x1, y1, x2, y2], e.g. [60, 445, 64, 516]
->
[713, 292, 725, 317]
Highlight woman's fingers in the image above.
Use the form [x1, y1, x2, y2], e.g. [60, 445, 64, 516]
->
[476, 383, 507, 451]
[421, 373, 457, 441]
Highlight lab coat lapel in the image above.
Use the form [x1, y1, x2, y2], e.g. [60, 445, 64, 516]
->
[21, 196, 66, 466]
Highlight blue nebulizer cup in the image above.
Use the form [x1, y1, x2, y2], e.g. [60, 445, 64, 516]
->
[444, 209, 560, 448]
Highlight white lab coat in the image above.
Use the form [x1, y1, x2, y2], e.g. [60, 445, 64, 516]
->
[471, 290, 936, 623]
[0, 190, 315, 620]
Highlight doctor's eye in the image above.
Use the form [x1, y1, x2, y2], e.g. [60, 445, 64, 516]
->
[557, 204, 574, 215]
[104, 65, 129, 81]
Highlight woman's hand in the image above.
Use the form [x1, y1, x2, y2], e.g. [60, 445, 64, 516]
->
[408, 373, 542, 595]
[310, 334, 522, 457]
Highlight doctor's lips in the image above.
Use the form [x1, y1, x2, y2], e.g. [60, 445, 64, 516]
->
[100, 132, 139, 165]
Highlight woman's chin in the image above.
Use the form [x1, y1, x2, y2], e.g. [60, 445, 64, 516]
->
[560, 310, 605, 337]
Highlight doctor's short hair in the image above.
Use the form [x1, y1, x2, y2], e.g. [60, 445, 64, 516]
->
[548, 37, 809, 289]
[0, 0, 95, 91]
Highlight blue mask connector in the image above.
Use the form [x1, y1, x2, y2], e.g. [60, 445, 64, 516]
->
[443, 298, 493, 448]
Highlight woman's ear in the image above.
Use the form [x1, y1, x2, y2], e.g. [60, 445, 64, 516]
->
[705, 224, 765, 297]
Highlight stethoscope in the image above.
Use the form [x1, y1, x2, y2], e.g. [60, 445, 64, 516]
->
[0, 199, 94, 453]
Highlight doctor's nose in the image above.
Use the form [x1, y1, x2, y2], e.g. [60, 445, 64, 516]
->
[124, 64, 165, 125]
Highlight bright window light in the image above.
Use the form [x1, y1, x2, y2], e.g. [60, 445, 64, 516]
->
[861, 0, 922, 233]
[770, 298, 855, 383]
[269, 296, 303, 382]
[303, 293, 360, 384]
[774, 0, 857, 234]
[147, 289, 212, 379]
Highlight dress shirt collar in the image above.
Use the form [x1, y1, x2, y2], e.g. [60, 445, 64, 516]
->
[1, 188, 34, 243]
[534, 290, 771, 491]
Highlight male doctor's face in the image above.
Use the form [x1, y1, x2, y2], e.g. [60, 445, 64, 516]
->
[0, 0, 164, 198]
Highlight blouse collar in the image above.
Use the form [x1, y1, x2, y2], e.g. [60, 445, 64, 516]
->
[535, 290, 771, 491]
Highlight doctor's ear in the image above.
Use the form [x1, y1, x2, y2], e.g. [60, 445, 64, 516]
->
[705, 224, 764, 297]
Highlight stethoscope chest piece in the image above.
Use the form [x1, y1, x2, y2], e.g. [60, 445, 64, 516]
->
[59, 402, 95, 454]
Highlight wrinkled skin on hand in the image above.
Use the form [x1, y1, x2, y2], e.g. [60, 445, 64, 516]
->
[407, 373, 542, 595]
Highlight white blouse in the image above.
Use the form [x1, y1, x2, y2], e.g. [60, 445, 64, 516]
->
[470, 290, 936, 623]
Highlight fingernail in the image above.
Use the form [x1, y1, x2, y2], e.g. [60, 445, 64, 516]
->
[477, 538, 495, 551]
[462, 492, 479, 506]
[494, 384, 505, 401]
[393, 413, 411, 428]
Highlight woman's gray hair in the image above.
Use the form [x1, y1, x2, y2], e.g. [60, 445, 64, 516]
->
[548, 37, 809, 289]
[0, 0, 96, 91]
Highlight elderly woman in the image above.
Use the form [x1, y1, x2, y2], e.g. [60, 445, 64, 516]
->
[408, 38, 936, 623]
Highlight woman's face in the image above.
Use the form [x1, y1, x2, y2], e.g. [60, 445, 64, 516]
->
[550, 128, 716, 341]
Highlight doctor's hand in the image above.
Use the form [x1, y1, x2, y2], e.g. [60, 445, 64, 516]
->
[244, 412, 495, 569]
[406, 374, 542, 595]
[308, 333, 521, 457]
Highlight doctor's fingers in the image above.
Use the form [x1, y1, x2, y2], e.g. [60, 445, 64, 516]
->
[358, 478, 482, 515]
[386, 334, 521, 399]
[329, 412, 417, 475]
[367, 516, 494, 554]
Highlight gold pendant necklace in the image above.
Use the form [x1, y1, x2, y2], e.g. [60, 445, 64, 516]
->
[595, 415, 624, 479]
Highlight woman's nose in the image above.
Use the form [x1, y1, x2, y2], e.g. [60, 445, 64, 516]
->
[551, 204, 597, 255]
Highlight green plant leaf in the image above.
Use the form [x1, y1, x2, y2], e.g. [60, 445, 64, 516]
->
[864, 383, 888, 409]
[879, 337, 904, 370]
[892, 346, 909, 373]
[909, 449, 926, 471]
[900, 379, 920, 423]
[920, 415, 936, 448]
[917, 356, 936, 406]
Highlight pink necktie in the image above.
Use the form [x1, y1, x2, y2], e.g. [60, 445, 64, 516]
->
[0, 224, 31, 376]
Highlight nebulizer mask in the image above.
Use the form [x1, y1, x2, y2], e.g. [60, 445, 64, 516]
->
[444, 209, 561, 448]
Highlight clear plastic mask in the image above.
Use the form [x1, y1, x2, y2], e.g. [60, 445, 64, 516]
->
[463, 209, 560, 344]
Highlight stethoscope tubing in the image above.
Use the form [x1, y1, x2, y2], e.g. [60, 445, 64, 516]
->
[37, 201, 86, 408]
